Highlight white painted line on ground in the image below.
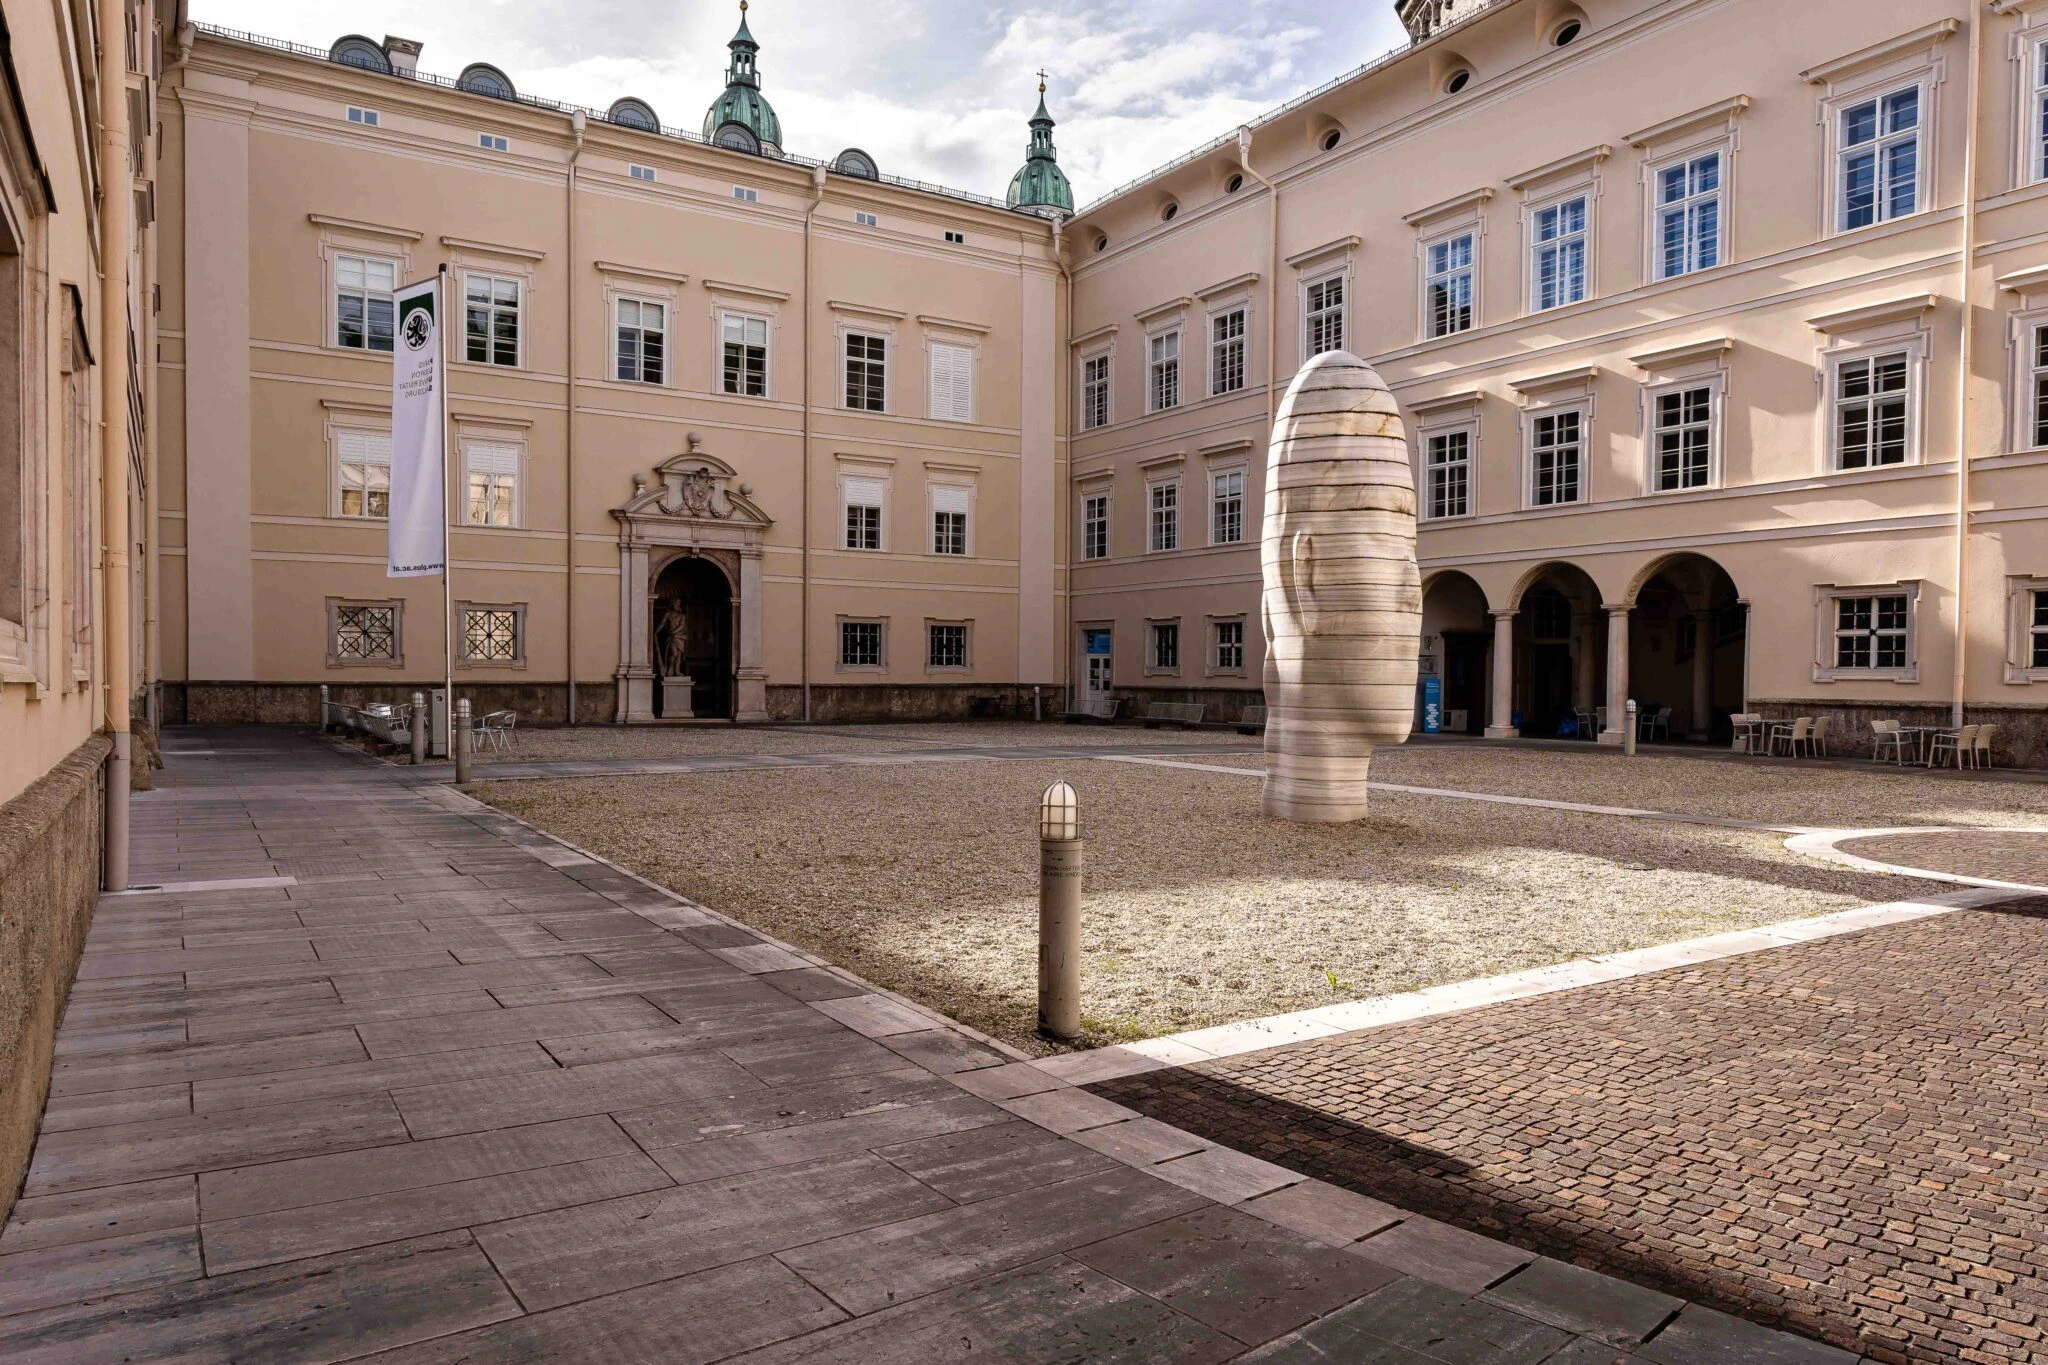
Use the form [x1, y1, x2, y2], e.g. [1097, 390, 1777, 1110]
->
[1027, 885, 2029, 1085]
[1785, 827, 2048, 894]
[104, 874, 297, 897]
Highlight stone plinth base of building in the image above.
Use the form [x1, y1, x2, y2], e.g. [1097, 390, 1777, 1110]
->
[0, 735, 109, 1228]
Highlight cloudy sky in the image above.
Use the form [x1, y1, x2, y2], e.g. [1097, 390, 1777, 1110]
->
[190, 1, 1412, 206]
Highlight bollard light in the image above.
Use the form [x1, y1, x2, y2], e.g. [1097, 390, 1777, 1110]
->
[1037, 779, 1082, 1041]
[1040, 780, 1078, 841]
[1624, 699, 1638, 757]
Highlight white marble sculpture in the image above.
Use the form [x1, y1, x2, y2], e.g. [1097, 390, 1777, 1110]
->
[1260, 351, 1422, 823]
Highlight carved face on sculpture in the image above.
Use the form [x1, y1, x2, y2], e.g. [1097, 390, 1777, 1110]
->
[1258, 350, 1423, 823]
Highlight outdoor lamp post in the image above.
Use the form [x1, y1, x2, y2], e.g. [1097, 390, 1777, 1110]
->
[1624, 699, 1638, 757]
[411, 692, 428, 766]
[454, 699, 473, 783]
[1037, 780, 1082, 1041]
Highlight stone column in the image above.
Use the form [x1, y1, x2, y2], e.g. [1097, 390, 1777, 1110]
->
[734, 547, 769, 721]
[1690, 608, 1714, 740]
[1485, 609, 1517, 738]
[615, 543, 656, 723]
[1599, 604, 1630, 746]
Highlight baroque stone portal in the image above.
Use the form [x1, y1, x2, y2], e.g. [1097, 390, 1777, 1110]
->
[1260, 352, 1422, 822]
[613, 440, 772, 722]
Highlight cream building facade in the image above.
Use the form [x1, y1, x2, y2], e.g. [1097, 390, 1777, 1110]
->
[151, 0, 2048, 764]
[1072, 0, 2048, 762]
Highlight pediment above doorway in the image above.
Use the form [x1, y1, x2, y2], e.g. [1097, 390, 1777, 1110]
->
[614, 437, 772, 533]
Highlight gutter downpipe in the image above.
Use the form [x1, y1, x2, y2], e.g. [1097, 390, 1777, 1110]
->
[1951, 6, 1985, 730]
[98, 0, 133, 890]
[1237, 127, 1280, 441]
[1051, 214, 1071, 709]
[565, 109, 584, 724]
[801, 164, 826, 723]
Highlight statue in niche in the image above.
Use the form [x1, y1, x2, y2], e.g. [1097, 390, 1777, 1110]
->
[1260, 350, 1421, 823]
[654, 599, 690, 678]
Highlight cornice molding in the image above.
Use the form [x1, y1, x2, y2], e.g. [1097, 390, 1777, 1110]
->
[826, 299, 907, 320]
[916, 313, 992, 335]
[1135, 295, 1194, 324]
[1402, 186, 1494, 227]
[1284, 235, 1361, 270]
[1629, 336, 1735, 371]
[1406, 388, 1486, 416]
[308, 213, 422, 242]
[440, 234, 546, 262]
[1800, 19, 1961, 86]
[1505, 144, 1611, 192]
[1195, 272, 1259, 300]
[1624, 95, 1753, 149]
[597, 260, 690, 286]
[704, 279, 791, 302]
[1509, 364, 1600, 394]
[1805, 295, 1940, 334]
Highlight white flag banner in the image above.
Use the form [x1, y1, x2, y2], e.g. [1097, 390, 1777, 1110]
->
[387, 276, 446, 578]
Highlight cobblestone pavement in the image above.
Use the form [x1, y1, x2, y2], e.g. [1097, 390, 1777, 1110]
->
[0, 728, 1848, 1364]
[1837, 830, 2048, 888]
[1093, 899, 2048, 1365]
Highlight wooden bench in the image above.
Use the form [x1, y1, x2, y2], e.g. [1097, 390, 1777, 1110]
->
[1063, 697, 1121, 724]
[1236, 705, 1267, 735]
[1143, 702, 1206, 730]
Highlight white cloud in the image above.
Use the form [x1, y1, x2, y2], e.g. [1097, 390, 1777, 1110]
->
[188, 0, 1410, 204]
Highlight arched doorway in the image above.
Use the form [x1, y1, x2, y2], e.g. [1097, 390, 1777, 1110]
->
[1422, 571, 1491, 734]
[652, 555, 733, 719]
[1626, 553, 1744, 743]
[1510, 562, 1605, 739]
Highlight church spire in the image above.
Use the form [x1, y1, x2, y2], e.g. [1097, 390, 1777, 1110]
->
[1007, 71, 1074, 216]
[704, 0, 782, 155]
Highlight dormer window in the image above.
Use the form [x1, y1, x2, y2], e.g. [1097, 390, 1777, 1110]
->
[1553, 20, 1582, 46]
[456, 63, 516, 101]
[1320, 129, 1341, 152]
[1225, 173, 1244, 194]
[1445, 69, 1472, 95]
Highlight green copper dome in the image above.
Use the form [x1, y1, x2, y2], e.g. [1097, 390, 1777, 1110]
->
[1006, 87, 1074, 216]
[703, 3, 782, 155]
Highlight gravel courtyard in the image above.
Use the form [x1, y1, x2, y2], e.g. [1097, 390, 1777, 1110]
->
[480, 720, 1252, 763]
[477, 753, 1939, 1053]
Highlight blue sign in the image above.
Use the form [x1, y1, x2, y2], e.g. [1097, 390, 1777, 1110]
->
[1421, 675, 1442, 734]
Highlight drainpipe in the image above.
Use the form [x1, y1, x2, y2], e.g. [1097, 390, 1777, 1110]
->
[1237, 126, 1280, 439]
[564, 110, 584, 724]
[1052, 214, 1072, 708]
[801, 163, 825, 722]
[98, 0, 133, 890]
[1950, 7, 1985, 730]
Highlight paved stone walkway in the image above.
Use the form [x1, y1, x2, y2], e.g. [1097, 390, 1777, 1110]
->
[410, 738, 1261, 783]
[0, 727, 1851, 1363]
[1093, 899, 2048, 1365]
[1836, 830, 2048, 888]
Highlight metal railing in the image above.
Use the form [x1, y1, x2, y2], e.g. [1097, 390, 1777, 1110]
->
[192, 23, 1018, 215]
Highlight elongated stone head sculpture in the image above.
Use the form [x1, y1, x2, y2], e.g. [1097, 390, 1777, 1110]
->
[1261, 351, 1422, 822]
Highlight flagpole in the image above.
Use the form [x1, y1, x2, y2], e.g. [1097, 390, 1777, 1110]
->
[439, 262, 454, 750]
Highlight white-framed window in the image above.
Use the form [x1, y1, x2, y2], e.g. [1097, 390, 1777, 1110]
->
[721, 312, 769, 396]
[845, 332, 886, 412]
[1149, 620, 1180, 672]
[1424, 428, 1472, 520]
[2027, 319, 2048, 450]
[463, 273, 521, 367]
[328, 599, 401, 667]
[2032, 38, 2048, 186]
[615, 298, 666, 384]
[1653, 151, 1722, 280]
[479, 133, 509, 152]
[464, 441, 520, 526]
[1210, 309, 1246, 396]
[1425, 231, 1475, 337]
[854, 211, 878, 227]
[1148, 479, 1180, 552]
[929, 341, 974, 422]
[1148, 330, 1181, 412]
[1528, 407, 1584, 507]
[1211, 468, 1245, 545]
[1305, 273, 1345, 356]
[1836, 84, 1922, 232]
[1082, 352, 1111, 430]
[733, 186, 759, 203]
[839, 619, 884, 669]
[842, 474, 886, 551]
[1833, 592, 1910, 670]
[336, 429, 391, 519]
[335, 253, 397, 352]
[1830, 348, 1913, 469]
[930, 483, 970, 556]
[1212, 618, 1245, 673]
[1082, 491, 1110, 561]
[346, 106, 380, 127]
[927, 622, 969, 670]
[1532, 195, 1589, 310]
[629, 165, 656, 183]
[944, 230, 966, 244]
[1650, 383, 1715, 491]
[2034, 590, 2048, 670]
[2004, 576, 2048, 682]
[459, 603, 524, 665]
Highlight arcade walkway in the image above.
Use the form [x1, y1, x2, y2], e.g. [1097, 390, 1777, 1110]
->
[0, 729, 1851, 1362]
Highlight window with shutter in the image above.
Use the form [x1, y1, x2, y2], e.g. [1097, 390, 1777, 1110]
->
[931, 483, 971, 556]
[337, 429, 393, 519]
[465, 442, 520, 526]
[843, 475, 886, 550]
[929, 342, 973, 422]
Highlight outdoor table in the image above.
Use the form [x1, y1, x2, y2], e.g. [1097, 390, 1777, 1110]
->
[1732, 717, 1770, 755]
[1896, 725, 1944, 766]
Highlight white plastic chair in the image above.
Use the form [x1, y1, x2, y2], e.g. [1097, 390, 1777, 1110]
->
[1808, 714, 1831, 758]
[1870, 719, 1907, 765]
[1928, 724, 1978, 770]
[1974, 723, 1996, 769]
[1769, 718, 1812, 757]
